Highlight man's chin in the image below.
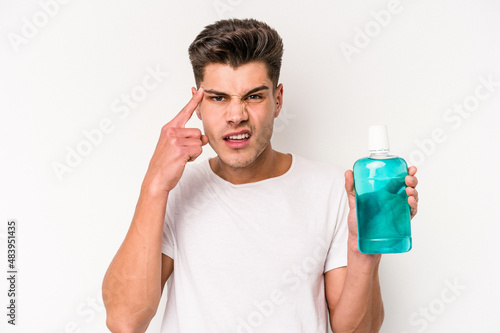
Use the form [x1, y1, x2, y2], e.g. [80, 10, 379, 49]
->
[214, 149, 259, 169]
[212, 140, 270, 170]
[217, 154, 254, 169]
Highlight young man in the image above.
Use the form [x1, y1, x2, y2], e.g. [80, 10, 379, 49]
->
[102, 19, 419, 332]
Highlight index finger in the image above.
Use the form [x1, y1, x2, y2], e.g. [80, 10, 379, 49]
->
[169, 88, 204, 128]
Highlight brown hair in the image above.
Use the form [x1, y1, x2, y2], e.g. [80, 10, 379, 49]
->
[188, 18, 284, 89]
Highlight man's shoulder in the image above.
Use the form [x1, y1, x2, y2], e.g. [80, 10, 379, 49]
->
[175, 158, 211, 189]
[291, 153, 346, 181]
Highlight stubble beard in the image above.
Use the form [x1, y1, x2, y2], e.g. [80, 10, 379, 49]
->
[210, 122, 274, 169]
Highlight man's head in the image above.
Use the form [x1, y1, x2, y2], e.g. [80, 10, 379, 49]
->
[188, 18, 284, 89]
[188, 19, 285, 171]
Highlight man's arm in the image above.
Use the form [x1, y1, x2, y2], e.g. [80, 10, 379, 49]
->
[102, 88, 207, 333]
[325, 167, 419, 333]
[325, 246, 384, 332]
[102, 190, 172, 333]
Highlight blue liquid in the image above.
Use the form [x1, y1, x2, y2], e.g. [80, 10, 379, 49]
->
[353, 156, 412, 254]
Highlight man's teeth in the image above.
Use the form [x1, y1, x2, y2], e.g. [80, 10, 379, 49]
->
[226, 133, 250, 140]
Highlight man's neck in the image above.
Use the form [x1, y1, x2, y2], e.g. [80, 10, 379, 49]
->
[209, 147, 292, 185]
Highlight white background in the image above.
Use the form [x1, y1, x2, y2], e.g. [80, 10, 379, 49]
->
[1, 0, 499, 332]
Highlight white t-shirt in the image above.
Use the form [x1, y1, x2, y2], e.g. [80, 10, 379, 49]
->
[161, 153, 348, 332]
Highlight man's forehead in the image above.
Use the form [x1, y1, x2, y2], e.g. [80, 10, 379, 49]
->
[200, 62, 272, 94]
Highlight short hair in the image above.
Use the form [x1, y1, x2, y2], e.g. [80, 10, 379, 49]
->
[188, 18, 284, 89]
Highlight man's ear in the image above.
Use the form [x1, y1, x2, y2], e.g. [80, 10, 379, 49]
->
[192, 86, 202, 120]
[274, 83, 284, 118]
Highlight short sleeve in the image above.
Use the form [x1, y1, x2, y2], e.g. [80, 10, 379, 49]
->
[160, 163, 197, 260]
[324, 188, 349, 272]
[162, 211, 175, 259]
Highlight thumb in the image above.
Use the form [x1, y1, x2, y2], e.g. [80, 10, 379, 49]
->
[344, 170, 356, 209]
[201, 134, 209, 146]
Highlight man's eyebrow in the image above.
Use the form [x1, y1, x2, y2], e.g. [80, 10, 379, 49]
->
[243, 85, 270, 96]
[204, 85, 270, 97]
[204, 89, 229, 96]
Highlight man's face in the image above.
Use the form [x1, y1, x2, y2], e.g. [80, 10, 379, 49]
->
[196, 61, 283, 169]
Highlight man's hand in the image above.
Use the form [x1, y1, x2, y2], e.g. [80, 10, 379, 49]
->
[326, 166, 419, 332]
[142, 88, 208, 195]
[405, 166, 419, 218]
[344, 166, 419, 250]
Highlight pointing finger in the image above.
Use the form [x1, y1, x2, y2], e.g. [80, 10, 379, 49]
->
[169, 88, 204, 128]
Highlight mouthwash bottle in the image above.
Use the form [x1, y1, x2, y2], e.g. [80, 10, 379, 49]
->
[353, 125, 412, 254]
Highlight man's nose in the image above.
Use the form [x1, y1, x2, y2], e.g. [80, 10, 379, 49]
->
[225, 98, 249, 125]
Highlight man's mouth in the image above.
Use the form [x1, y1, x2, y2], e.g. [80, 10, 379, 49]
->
[224, 133, 251, 140]
[223, 130, 251, 148]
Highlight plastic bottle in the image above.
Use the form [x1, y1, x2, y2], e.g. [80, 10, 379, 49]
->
[353, 125, 412, 254]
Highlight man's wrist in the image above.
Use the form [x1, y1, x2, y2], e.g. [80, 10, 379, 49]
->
[347, 236, 382, 273]
[140, 180, 171, 205]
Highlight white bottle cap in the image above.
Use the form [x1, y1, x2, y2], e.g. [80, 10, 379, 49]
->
[369, 125, 390, 153]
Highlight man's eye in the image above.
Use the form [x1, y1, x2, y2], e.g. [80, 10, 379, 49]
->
[248, 94, 261, 100]
[211, 96, 224, 102]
